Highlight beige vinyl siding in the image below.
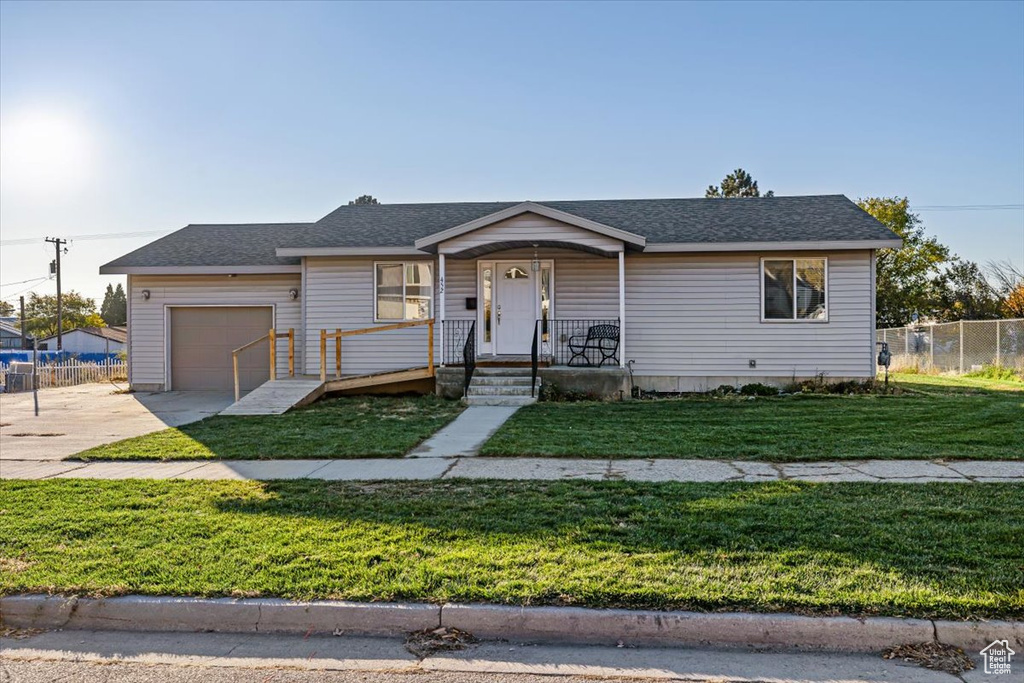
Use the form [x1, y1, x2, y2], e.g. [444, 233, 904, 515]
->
[625, 251, 874, 378]
[303, 257, 439, 376]
[128, 274, 301, 389]
[438, 212, 623, 255]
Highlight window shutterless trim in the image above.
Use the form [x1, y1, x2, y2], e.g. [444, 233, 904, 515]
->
[373, 261, 435, 323]
[759, 257, 829, 323]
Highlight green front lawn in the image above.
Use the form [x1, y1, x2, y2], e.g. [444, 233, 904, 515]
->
[481, 373, 1022, 460]
[75, 396, 464, 460]
[0, 479, 1020, 619]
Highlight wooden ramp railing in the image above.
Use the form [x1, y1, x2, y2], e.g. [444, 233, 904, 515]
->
[320, 319, 435, 383]
[231, 328, 295, 402]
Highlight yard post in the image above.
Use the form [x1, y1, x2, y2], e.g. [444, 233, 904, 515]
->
[268, 328, 277, 381]
[288, 328, 294, 376]
[995, 320, 1001, 367]
[233, 353, 240, 403]
[427, 319, 435, 375]
[335, 329, 342, 378]
[319, 330, 326, 382]
[958, 320, 964, 374]
[929, 325, 934, 371]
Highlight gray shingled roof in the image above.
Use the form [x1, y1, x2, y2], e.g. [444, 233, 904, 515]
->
[101, 196, 897, 270]
[100, 223, 311, 270]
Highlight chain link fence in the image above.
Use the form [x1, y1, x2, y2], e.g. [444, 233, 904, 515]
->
[876, 319, 1024, 373]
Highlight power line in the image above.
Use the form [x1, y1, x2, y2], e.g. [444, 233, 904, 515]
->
[1, 279, 50, 299]
[0, 228, 173, 247]
[915, 204, 1024, 211]
[0, 276, 49, 288]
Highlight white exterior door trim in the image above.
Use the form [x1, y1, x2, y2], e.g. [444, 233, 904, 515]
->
[477, 259, 554, 357]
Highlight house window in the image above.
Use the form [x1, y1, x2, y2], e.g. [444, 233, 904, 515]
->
[482, 267, 492, 343]
[504, 266, 529, 279]
[375, 262, 433, 321]
[762, 258, 827, 321]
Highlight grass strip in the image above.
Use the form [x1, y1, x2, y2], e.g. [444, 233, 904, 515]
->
[1, 479, 1020, 619]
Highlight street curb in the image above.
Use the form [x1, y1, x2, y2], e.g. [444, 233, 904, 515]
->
[2, 594, 1021, 653]
[0, 595, 439, 637]
[441, 603, 935, 652]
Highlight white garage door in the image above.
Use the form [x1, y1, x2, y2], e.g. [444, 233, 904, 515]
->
[170, 307, 273, 391]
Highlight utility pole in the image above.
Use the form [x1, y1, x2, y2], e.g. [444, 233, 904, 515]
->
[45, 237, 68, 351]
[19, 295, 26, 349]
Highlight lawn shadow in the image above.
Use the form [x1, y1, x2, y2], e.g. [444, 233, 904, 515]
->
[209, 479, 1024, 615]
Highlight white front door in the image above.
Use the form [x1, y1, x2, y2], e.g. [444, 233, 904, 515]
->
[494, 262, 536, 354]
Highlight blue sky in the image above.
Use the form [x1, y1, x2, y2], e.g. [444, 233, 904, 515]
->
[1, 0, 1022, 303]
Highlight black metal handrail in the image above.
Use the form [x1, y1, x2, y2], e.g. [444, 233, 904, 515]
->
[463, 320, 476, 397]
[530, 319, 541, 397]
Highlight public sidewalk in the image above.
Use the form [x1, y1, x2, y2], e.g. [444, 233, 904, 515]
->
[1, 457, 1020, 482]
[0, 628, 970, 683]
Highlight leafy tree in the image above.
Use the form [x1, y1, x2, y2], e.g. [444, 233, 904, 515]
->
[928, 258, 1002, 321]
[1004, 284, 1024, 318]
[0, 300, 14, 317]
[100, 282, 127, 326]
[23, 291, 102, 339]
[349, 195, 380, 205]
[858, 197, 950, 327]
[987, 260, 1024, 317]
[706, 168, 774, 198]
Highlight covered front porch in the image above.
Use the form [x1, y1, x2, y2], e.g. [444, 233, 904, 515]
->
[421, 203, 642, 379]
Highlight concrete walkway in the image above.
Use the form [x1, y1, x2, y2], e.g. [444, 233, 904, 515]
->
[0, 384, 233, 461]
[408, 406, 521, 457]
[2, 457, 1021, 482]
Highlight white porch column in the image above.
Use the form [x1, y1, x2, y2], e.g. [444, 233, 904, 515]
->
[438, 253, 446, 367]
[618, 250, 626, 368]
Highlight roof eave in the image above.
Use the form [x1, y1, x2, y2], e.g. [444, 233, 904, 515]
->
[99, 265, 302, 275]
[275, 247, 429, 258]
[642, 239, 903, 253]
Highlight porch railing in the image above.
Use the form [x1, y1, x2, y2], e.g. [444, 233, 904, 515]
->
[231, 328, 295, 402]
[540, 318, 619, 366]
[320, 319, 434, 382]
[442, 319, 475, 365]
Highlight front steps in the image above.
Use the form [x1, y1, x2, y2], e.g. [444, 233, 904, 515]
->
[464, 367, 538, 406]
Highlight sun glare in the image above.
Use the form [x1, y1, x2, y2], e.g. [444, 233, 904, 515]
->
[0, 110, 95, 195]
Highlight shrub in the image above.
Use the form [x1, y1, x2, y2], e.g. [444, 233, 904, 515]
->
[739, 382, 779, 397]
[539, 381, 602, 402]
[964, 365, 1023, 382]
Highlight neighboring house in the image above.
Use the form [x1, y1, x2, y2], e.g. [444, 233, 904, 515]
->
[0, 320, 23, 349]
[99, 195, 900, 394]
[40, 326, 127, 354]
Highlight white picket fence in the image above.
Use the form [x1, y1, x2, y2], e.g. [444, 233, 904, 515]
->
[0, 359, 128, 390]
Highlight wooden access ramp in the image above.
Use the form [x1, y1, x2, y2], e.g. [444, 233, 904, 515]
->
[220, 367, 435, 416]
[324, 366, 434, 393]
[221, 319, 438, 416]
[220, 378, 325, 416]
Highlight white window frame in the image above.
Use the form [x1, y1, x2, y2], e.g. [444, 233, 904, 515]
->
[759, 257, 829, 323]
[374, 261, 434, 322]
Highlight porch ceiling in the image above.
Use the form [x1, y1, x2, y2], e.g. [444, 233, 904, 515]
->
[441, 239, 622, 259]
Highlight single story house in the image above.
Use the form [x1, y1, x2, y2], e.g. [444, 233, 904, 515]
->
[40, 326, 127, 354]
[100, 195, 900, 396]
[0, 320, 23, 349]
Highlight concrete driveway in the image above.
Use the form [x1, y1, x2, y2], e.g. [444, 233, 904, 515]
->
[0, 384, 233, 461]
